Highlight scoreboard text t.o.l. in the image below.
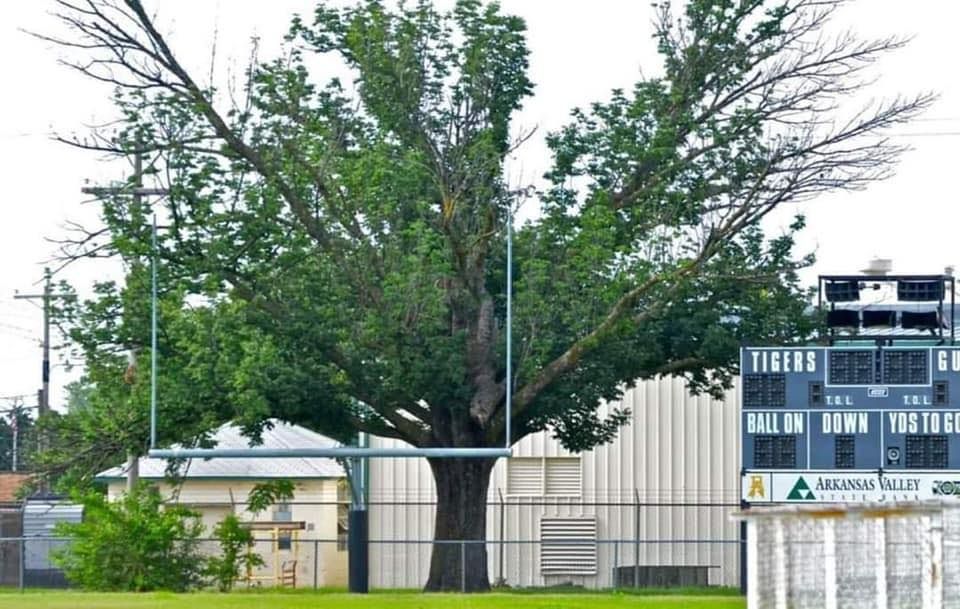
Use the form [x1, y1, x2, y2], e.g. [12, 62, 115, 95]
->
[740, 345, 960, 504]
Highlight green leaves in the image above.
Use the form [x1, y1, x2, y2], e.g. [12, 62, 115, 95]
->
[54, 485, 205, 591]
[206, 514, 264, 592]
[51, 0, 928, 459]
[246, 479, 296, 515]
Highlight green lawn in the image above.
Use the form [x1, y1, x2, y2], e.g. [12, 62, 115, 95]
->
[0, 590, 745, 609]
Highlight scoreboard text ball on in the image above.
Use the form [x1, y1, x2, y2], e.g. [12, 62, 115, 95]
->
[741, 272, 960, 504]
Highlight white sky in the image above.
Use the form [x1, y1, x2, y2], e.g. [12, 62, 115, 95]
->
[0, 1, 957, 412]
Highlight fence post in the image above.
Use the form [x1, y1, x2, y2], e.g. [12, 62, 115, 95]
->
[460, 541, 466, 593]
[874, 517, 888, 609]
[823, 519, 838, 609]
[313, 539, 318, 589]
[634, 488, 640, 589]
[773, 518, 787, 609]
[740, 516, 748, 594]
[747, 520, 759, 607]
[498, 488, 505, 585]
[613, 539, 619, 588]
[18, 537, 24, 591]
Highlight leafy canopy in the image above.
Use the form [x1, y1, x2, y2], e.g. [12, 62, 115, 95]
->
[41, 0, 931, 592]
[43, 0, 928, 461]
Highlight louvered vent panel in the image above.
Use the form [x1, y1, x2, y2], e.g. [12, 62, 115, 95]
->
[540, 517, 597, 575]
[545, 458, 581, 496]
[507, 457, 542, 495]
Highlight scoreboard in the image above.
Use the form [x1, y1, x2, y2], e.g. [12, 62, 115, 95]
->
[741, 345, 960, 504]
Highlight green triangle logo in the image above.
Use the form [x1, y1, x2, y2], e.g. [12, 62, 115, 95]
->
[787, 476, 815, 501]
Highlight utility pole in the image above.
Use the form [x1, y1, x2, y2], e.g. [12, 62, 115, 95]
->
[14, 268, 53, 421]
[16, 270, 73, 492]
[81, 149, 168, 493]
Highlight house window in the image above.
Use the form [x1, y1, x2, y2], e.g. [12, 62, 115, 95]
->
[273, 502, 292, 520]
[274, 502, 292, 551]
[507, 457, 581, 496]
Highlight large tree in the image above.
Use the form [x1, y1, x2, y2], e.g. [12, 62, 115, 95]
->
[42, 0, 930, 590]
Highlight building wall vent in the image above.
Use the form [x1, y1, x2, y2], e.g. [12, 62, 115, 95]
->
[540, 516, 598, 575]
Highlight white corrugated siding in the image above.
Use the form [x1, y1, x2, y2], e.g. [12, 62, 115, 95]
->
[368, 375, 741, 588]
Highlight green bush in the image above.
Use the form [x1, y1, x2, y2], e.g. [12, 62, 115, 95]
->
[53, 485, 205, 591]
[205, 513, 264, 591]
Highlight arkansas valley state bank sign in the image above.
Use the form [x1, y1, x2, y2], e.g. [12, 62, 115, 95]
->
[742, 471, 960, 503]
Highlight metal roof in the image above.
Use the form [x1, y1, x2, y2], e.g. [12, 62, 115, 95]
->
[95, 419, 346, 481]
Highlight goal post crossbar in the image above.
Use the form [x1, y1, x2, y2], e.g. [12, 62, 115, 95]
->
[147, 447, 512, 459]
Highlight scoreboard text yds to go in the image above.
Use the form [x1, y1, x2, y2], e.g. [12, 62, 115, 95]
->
[740, 346, 960, 503]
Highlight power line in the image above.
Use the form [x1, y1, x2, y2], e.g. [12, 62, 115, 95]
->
[0, 132, 50, 139]
[0, 394, 32, 402]
[882, 131, 960, 138]
[0, 332, 36, 341]
[0, 322, 36, 335]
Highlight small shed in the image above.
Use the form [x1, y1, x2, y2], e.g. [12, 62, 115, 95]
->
[22, 497, 83, 587]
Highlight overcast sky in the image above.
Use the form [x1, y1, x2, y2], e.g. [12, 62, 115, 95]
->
[0, 1, 958, 413]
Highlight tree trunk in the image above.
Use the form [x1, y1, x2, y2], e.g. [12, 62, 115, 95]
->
[424, 457, 496, 592]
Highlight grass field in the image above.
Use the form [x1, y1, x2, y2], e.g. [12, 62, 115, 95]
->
[0, 590, 745, 609]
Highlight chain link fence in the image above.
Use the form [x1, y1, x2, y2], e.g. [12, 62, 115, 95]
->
[0, 498, 744, 591]
[0, 536, 345, 590]
[368, 496, 742, 589]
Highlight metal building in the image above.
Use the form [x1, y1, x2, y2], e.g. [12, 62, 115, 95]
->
[367, 375, 742, 588]
[22, 498, 83, 587]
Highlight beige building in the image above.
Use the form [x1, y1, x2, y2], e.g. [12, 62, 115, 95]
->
[97, 421, 349, 588]
[368, 376, 741, 589]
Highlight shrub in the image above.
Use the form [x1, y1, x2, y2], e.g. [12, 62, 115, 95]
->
[54, 485, 205, 591]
